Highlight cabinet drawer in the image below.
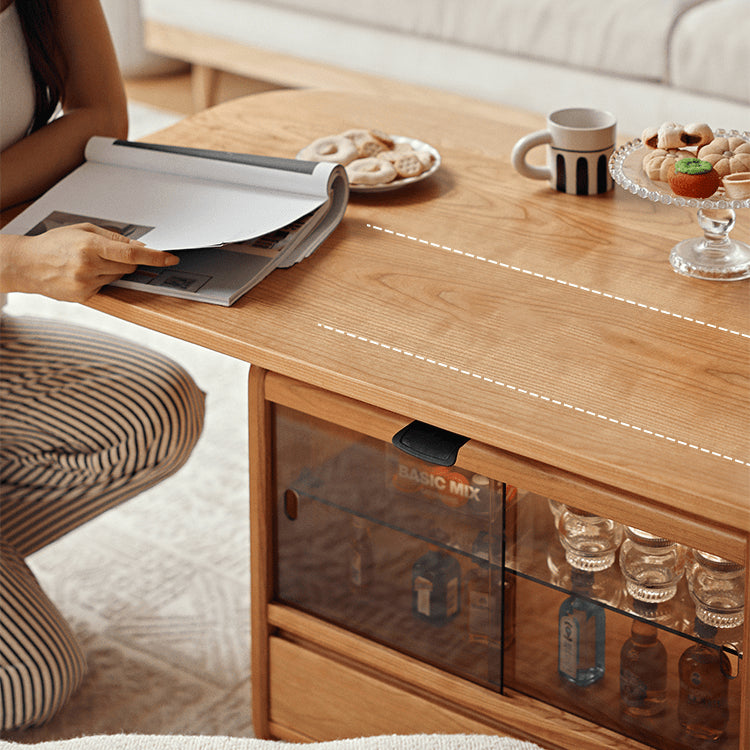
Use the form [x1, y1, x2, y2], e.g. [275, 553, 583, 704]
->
[268, 636, 499, 739]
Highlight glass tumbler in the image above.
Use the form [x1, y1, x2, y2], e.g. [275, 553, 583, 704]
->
[687, 550, 745, 631]
[557, 507, 623, 573]
[620, 527, 685, 604]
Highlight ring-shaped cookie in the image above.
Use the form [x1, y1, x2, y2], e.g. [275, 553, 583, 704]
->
[298, 135, 358, 165]
[346, 157, 397, 186]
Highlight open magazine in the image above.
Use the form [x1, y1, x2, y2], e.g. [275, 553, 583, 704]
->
[2, 137, 349, 305]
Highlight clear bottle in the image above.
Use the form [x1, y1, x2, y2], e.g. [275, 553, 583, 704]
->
[677, 551, 744, 741]
[617, 528, 677, 717]
[556, 508, 621, 687]
[558, 569, 606, 687]
[619, 616, 667, 717]
[678, 620, 732, 742]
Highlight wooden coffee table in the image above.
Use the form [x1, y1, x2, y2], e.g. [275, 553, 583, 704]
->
[87, 89, 748, 513]
[59, 90, 750, 747]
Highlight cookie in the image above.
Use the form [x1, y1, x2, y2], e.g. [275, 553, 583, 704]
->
[346, 157, 397, 186]
[298, 135, 358, 165]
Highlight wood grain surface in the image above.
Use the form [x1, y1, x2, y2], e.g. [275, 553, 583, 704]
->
[77, 90, 749, 532]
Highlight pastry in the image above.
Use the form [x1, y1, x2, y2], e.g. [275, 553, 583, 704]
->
[642, 126, 660, 149]
[668, 157, 721, 198]
[682, 122, 714, 148]
[697, 136, 750, 178]
[642, 122, 714, 150]
[642, 148, 693, 181]
[653, 122, 685, 150]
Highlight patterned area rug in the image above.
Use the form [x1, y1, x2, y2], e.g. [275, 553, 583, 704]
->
[1, 102, 255, 742]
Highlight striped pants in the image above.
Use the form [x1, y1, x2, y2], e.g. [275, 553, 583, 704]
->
[0, 315, 205, 730]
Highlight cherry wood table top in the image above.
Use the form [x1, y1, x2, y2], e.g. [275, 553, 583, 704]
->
[72, 90, 749, 534]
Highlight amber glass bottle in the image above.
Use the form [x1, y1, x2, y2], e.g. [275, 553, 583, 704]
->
[619, 618, 667, 717]
[678, 620, 731, 741]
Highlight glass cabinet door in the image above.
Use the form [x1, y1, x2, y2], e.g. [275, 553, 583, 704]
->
[272, 405, 510, 689]
[270, 404, 745, 748]
[506, 491, 744, 750]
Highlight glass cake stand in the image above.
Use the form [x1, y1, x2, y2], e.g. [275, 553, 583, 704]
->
[609, 129, 750, 281]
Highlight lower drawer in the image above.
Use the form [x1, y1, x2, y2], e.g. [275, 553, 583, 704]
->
[268, 636, 497, 740]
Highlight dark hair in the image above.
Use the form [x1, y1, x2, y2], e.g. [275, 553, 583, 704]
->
[15, 0, 65, 133]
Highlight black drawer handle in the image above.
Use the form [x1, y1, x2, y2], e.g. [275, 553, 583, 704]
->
[391, 420, 469, 467]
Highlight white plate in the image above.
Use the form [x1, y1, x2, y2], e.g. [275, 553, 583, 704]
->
[297, 135, 441, 193]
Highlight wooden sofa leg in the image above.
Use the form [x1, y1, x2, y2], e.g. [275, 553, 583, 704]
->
[192, 65, 222, 111]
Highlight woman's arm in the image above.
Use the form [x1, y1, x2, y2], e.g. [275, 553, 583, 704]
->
[0, 0, 128, 209]
[0, 224, 179, 302]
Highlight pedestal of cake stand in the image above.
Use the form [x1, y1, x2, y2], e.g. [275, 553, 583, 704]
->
[609, 130, 750, 282]
[670, 208, 750, 281]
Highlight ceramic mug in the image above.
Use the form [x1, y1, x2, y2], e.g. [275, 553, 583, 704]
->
[511, 108, 617, 195]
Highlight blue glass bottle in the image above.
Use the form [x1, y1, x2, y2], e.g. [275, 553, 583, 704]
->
[558, 569, 606, 686]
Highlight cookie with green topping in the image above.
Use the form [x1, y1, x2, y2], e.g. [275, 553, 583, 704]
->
[668, 157, 721, 198]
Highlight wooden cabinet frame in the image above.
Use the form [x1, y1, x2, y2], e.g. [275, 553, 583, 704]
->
[249, 367, 749, 749]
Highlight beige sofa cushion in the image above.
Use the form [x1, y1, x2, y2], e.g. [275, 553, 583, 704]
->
[670, 0, 750, 105]
[244, 0, 702, 82]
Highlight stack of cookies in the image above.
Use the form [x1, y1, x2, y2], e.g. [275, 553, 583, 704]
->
[640, 121, 750, 199]
[298, 128, 436, 186]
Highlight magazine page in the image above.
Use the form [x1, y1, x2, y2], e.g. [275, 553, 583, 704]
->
[112, 246, 275, 306]
[275, 164, 350, 267]
[86, 138, 335, 198]
[2, 138, 343, 251]
[112, 207, 328, 306]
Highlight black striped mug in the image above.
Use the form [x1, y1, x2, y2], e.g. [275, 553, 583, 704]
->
[511, 108, 616, 196]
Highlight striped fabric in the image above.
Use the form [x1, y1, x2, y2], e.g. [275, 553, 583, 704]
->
[0, 315, 205, 730]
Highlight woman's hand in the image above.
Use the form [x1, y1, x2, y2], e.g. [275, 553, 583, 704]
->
[0, 223, 179, 302]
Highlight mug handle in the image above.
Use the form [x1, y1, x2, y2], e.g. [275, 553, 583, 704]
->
[511, 129, 553, 180]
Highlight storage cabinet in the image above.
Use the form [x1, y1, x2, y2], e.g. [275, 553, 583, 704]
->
[250, 368, 747, 750]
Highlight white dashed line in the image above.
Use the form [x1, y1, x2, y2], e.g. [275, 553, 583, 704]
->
[365, 223, 750, 340]
[317, 322, 749, 468]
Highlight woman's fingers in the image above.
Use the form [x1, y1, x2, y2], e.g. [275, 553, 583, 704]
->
[79, 222, 180, 267]
[98, 240, 180, 267]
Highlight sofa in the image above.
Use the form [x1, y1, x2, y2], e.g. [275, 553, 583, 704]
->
[99, 0, 186, 77]
[138, 0, 749, 136]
